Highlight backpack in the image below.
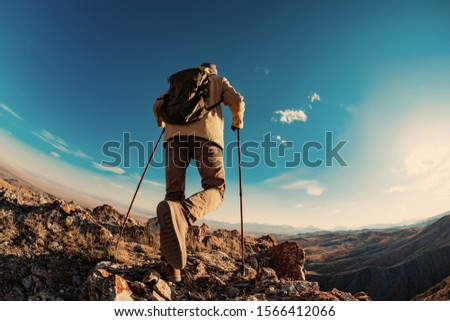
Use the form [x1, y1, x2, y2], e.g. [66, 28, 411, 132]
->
[159, 68, 222, 124]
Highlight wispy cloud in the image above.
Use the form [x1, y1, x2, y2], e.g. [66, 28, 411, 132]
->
[310, 92, 321, 103]
[346, 105, 358, 113]
[0, 103, 23, 120]
[254, 66, 270, 75]
[281, 179, 325, 196]
[92, 162, 125, 175]
[275, 109, 308, 124]
[32, 129, 92, 160]
[145, 179, 164, 187]
[295, 204, 304, 208]
[110, 182, 123, 189]
[384, 185, 411, 193]
[128, 172, 163, 187]
[50, 151, 60, 158]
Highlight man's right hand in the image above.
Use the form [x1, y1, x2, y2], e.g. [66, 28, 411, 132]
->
[231, 125, 240, 131]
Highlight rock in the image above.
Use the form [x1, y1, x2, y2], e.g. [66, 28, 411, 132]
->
[49, 241, 63, 252]
[129, 281, 150, 297]
[86, 266, 133, 301]
[31, 265, 47, 277]
[22, 275, 34, 291]
[278, 280, 318, 295]
[148, 291, 165, 301]
[4, 286, 27, 300]
[28, 290, 62, 301]
[329, 289, 360, 301]
[112, 275, 133, 301]
[190, 261, 207, 280]
[98, 226, 113, 241]
[246, 293, 266, 301]
[265, 285, 277, 296]
[227, 287, 240, 298]
[267, 241, 306, 281]
[142, 269, 161, 284]
[209, 275, 227, 287]
[241, 265, 257, 281]
[61, 202, 75, 215]
[257, 235, 277, 247]
[152, 279, 171, 300]
[147, 217, 159, 245]
[257, 267, 279, 285]
[188, 223, 210, 242]
[353, 291, 371, 301]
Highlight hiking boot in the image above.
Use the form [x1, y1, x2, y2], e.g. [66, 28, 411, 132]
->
[157, 200, 188, 269]
[161, 263, 182, 283]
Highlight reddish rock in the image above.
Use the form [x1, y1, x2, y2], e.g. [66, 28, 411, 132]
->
[153, 279, 171, 300]
[191, 261, 207, 280]
[146, 217, 159, 245]
[86, 266, 133, 301]
[188, 223, 210, 240]
[353, 291, 371, 301]
[142, 269, 161, 284]
[257, 267, 279, 285]
[258, 235, 277, 247]
[267, 241, 306, 281]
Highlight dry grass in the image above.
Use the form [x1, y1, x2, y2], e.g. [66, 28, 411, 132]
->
[0, 178, 15, 190]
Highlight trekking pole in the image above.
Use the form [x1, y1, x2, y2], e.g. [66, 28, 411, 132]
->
[115, 128, 165, 249]
[237, 128, 245, 274]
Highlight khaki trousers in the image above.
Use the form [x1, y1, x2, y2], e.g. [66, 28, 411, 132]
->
[164, 135, 225, 224]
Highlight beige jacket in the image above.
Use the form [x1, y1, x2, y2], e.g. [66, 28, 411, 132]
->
[153, 67, 245, 149]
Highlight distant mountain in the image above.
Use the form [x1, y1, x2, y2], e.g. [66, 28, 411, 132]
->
[203, 219, 324, 236]
[293, 215, 450, 300]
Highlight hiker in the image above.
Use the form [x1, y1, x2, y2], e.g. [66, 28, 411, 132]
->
[153, 63, 245, 282]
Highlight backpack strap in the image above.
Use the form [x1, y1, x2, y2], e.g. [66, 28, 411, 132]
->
[206, 100, 222, 111]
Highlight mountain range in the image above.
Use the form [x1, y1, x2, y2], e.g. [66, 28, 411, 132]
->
[293, 215, 450, 300]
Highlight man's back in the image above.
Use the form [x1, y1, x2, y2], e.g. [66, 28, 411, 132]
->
[153, 65, 245, 148]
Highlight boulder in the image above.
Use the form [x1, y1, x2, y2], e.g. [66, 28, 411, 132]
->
[267, 241, 306, 280]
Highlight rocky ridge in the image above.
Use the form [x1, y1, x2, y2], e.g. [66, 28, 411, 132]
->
[0, 181, 370, 301]
[412, 275, 450, 301]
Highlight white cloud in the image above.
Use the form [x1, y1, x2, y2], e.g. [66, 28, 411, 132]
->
[281, 180, 325, 196]
[110, 183, 123, 189]
[145, 179, 164, 187]
[92, 162, 126, 175]
[0, 103, 23, 120]
[263, 172, 294, 185]
[50, 151, 60, 158]
[72, 149, 92, 160]
[275, 109, 308, 124]
[346, 105, 358, 113]
[32, 129, 92, 160]
[384, 185, 411, 193]
[403, 145, 448, 175]
[310, 92, 320, 103]
[295, 204, 304, 208]
[254, 66, 270, 75]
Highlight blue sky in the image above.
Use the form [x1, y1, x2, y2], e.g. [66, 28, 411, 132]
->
[1, 0, 450, 229]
